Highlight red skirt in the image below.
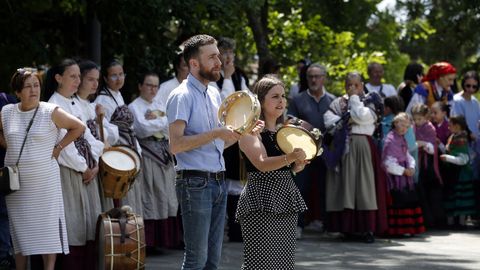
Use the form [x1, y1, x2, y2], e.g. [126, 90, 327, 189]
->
[387, 206, 426, 235]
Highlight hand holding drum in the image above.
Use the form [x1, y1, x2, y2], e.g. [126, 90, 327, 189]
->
[218, 91, 261, 135]
[276, 117, 323, 160]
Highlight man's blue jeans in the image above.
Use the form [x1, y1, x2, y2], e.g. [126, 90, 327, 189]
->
[176, 175, 227, 270]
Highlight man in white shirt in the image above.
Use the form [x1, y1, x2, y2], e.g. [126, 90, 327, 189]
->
[156, 52, 189, 104]
[364, 62, 396, 98]
[211, 37, 249, 99]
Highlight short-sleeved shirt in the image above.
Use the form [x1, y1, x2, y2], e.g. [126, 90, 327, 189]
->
[166, 74, 225, 172]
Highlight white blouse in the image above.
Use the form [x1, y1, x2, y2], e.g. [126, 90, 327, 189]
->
[128, 97, 169, 139]
[48, 92, 104, 172]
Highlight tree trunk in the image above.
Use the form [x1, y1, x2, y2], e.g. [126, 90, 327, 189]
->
[245, 0, 273, 78]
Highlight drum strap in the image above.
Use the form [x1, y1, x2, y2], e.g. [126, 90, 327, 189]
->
[106, 208, 129, 243]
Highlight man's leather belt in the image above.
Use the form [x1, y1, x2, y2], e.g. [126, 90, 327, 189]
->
[177, 170, 225, 181]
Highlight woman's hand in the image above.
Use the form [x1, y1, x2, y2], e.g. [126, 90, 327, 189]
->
[82, 165, 99, 184]
[293, 159, 310, 173]
[52, 144, 62, 159]
[95, 104, 105, 117]
[249, 120, 265, 137]
[288, 148, 307, 163]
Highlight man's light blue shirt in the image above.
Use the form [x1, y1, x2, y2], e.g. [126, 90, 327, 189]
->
[166, 74, 225, 172]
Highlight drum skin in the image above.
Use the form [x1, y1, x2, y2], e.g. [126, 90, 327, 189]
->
[115, 145, 141, 178]
[218, 91, 261, 134]
[96, 213, 146, 270]
[99, 146, 138, 199]
[276, 118, 323, 160]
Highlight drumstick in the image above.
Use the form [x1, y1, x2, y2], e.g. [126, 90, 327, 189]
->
[97, 112, 106, 145]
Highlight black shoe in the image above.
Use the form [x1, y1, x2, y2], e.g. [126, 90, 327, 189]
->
[364, 232, 375, 243]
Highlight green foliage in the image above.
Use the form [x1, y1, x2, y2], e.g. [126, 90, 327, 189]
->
[2, 0, 480, 102]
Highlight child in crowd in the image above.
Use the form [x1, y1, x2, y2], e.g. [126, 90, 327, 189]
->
[412, 104, 444, 228]
[441, 115, 477, 228]
[382, 96, 419, 181]
[430, 101, 450, 153]
[383, 113, 425, 236]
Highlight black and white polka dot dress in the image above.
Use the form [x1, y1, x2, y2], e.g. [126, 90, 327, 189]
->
[236, 130, 307, 270]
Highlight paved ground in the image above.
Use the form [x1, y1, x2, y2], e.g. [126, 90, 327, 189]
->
[146, 229, 480, 269]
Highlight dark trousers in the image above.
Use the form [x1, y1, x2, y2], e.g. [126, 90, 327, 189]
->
[226, 194, 243, 242]
[294, 158, 327, 228]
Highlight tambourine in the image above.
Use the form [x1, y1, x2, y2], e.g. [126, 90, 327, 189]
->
[276, 118, 323, 160]
[218, 90, 261, 134]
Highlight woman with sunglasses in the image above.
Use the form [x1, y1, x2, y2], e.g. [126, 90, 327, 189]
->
[1, 68, 85, 270]
[94, 59, 143, 214]
[451, 71, 480, 140]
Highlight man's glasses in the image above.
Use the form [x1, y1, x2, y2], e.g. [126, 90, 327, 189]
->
[464, 84, 479, 90]
[109, 73, 126, 81]
[307, 74, 325, 80]
[17, 67, 38, 76]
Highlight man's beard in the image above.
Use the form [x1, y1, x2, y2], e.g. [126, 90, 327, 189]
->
[199, 63, 221, 82]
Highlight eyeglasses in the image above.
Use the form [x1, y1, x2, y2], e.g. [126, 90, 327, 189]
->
[109, 73, 126, 81]
[17, 67, 38, 76]
[307, 74, 326, 80]
[144, 83, 159, 89]
[464, 84, 478, 90]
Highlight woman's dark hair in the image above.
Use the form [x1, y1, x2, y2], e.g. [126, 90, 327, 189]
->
[461, 70, 479, 92]
[43, 58, 77, 101]
[98, 58, 123, 94]
[77, 60, 100, 100]
[431, 101, 450, 116]
[101, 59, 122, 79]
[79, 60, 100, 78]
[10, 68, 42, 93]
[253, 74, 285, 125]
[449, 115, 472, 142]
[384, 95, 405, 115]
[137, 71, 159, 85]
[403, 63, 424, 84]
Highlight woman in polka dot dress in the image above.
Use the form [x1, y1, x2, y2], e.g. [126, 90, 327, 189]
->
[236, 75, 308, 269]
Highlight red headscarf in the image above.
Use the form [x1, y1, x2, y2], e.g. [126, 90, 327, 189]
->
[422, 62, 456, 82]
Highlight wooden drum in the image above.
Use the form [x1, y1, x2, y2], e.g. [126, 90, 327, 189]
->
[99, 146, 140, 199]
[96, 210, 146, 270]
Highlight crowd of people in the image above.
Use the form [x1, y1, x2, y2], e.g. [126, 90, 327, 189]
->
[0, 33, 479, 270]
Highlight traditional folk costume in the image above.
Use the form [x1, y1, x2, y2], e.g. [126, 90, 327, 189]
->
[383, 131, 426, 235]
[406, 62, 456, 114]
[2, 102, 69, 256]
[433, 118, 450, 152]
[74, 94, 118, 211]
[95, 88, 143, 215]
[236, 130, 307, 270]
[128, 96, 181, 249]
[414, 121, 445, 228]
[48, 92, 103, 269]
[442, 131, 477, 220]
[323, 93, 388, 238]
